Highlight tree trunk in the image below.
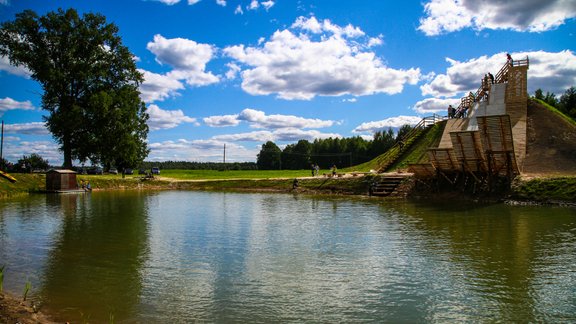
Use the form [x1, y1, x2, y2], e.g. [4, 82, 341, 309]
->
[63, 133, 73, 168]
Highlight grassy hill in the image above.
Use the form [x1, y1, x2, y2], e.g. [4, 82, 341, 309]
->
[345, 121, 446, 173]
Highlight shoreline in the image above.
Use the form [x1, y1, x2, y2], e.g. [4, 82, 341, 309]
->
[1, 172, 575, 206]
[0, 292, 57, 324]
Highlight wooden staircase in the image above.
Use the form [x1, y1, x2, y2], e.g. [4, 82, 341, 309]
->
[377, 115, 445, 173]
[369, 175, 406, 197]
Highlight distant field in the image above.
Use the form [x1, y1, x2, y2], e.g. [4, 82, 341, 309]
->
[157, 169, 323, 180]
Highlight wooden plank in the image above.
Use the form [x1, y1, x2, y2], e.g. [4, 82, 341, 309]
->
[408, 163, 436, 178]
[477, 115, 520, 175]
[449, 131, 486, 172]
[427, 148, 458, 172]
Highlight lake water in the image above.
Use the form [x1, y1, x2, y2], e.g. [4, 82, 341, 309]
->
[0, 191, 575, 323]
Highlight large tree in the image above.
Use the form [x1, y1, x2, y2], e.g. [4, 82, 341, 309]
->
[0, 8, 149, 168]
[257, 141, 282, 170]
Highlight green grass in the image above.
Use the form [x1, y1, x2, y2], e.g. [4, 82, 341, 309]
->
[511, 176, 576, 202]
[532, 98, 576, 127]
[148, 169, 323, 180]
[0, 173, 45, 197]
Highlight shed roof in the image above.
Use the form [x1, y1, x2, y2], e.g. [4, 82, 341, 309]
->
[47, 169, 77, 174]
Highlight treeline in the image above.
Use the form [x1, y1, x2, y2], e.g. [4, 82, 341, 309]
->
[533, 86, 576, 120]
[139, 161, 258, 171]
[0, 153, 50, 173]
[257, 125, 413, 170]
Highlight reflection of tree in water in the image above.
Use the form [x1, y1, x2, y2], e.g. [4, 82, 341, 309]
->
[380, 200, 576, 322]
[40, 192, 150, 322]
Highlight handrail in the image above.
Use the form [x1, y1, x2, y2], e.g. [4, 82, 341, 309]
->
[453, 56, 529, 118]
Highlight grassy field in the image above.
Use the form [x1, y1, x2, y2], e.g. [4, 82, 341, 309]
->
[157, 169, 322, 180]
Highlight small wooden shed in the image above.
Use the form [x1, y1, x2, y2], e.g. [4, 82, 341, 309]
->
[46, 169, 78, 192]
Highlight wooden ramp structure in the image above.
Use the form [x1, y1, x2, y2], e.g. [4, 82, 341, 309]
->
[406, 57, 529, 193]
[477, 115, 519, 177]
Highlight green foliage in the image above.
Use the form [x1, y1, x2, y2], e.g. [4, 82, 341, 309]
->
[512, 177, 576, 202]
[558, 86, 576, 121]
[22, 279, 31, 301]
[15, 153, 50, 172]
[0, 8, 149, 168]
[533, 86, 576, 121]
[533, 88, 559, 107]
[532, 98, 576, 127]
[282, 139, 312, 170]
[257, 141, 282, 170]
[0, 265, 4, 293]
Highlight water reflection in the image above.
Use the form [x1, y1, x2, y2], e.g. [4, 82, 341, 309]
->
[0, 191, 574, 322]
[40, 191, 150, 322]
[384, 201, 576, 322]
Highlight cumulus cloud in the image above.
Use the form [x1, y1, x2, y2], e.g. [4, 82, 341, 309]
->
[412, 97, 461, 114]
[203, 114, 241, 127]
[4, 122, 50, 135]
[147, 104, 197, 131]
[419, 0, 576, 36]
[203, 108, 337, 129]
[148, 138, 256, 162]
[261, 1, 275, 11]
[216, 0, 226, 6]
[224, 16, 420, 100]
[0, 56, 32, 78]
[238, 108, 336, 129]
[353, 116, 422, 134]
[139, 69, 185, 103]
[2, 140, 61, 164]
[147, 34, 219, 87]
[0, 97, 35, 113]
[234, 5, 244, 14]
[213, 128, 341, 142]
[225, 63, 241, 80]
[421, 50, 576, 98]
[151, 0, 181, 5]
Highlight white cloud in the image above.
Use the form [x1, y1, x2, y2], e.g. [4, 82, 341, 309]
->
[3, 122, 50, 135]
[238, 108, 336, 129]
[147, 104, 197, 131]
[261, 1, 275, 11]
[188, 0, 201, 4]
[139, 69, 185, 103]
[146, 34, 219, 87]
[213, 128, 341, 142]
[152, 0, 181, 5]
[213, 130, 274, 142]
[216, 0, 226, 6]
[419, 0, 576, 36]
[367, 35, 384, 48]
[0, 56, 32, 78]
[224, 16, 420, 100]
[148, 138, 256, 162]
[0, 97, 35, 113]
[203, 108, 337, 129]
[203, 114, 241, 127]
[353, 116, 422, 134]
[234, 5, 244, 14]
[412, 97, 461, 114]
[421, 50, 576, 98]
[225, 63, 241, 80]
[247, 0, 259, 10]
[2, 140, 61, 164]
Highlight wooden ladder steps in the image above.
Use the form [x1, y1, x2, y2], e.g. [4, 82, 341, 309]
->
[370, 176, 405, 196]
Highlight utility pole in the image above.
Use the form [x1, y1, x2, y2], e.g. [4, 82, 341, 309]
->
[0, 120, 3, 164]
[223, 143, 226, 164]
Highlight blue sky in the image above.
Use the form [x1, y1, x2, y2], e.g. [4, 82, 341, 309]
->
[1, 0, 575, 165]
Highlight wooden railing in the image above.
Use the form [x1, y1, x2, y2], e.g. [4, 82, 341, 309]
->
[453, 56, 529, 118]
